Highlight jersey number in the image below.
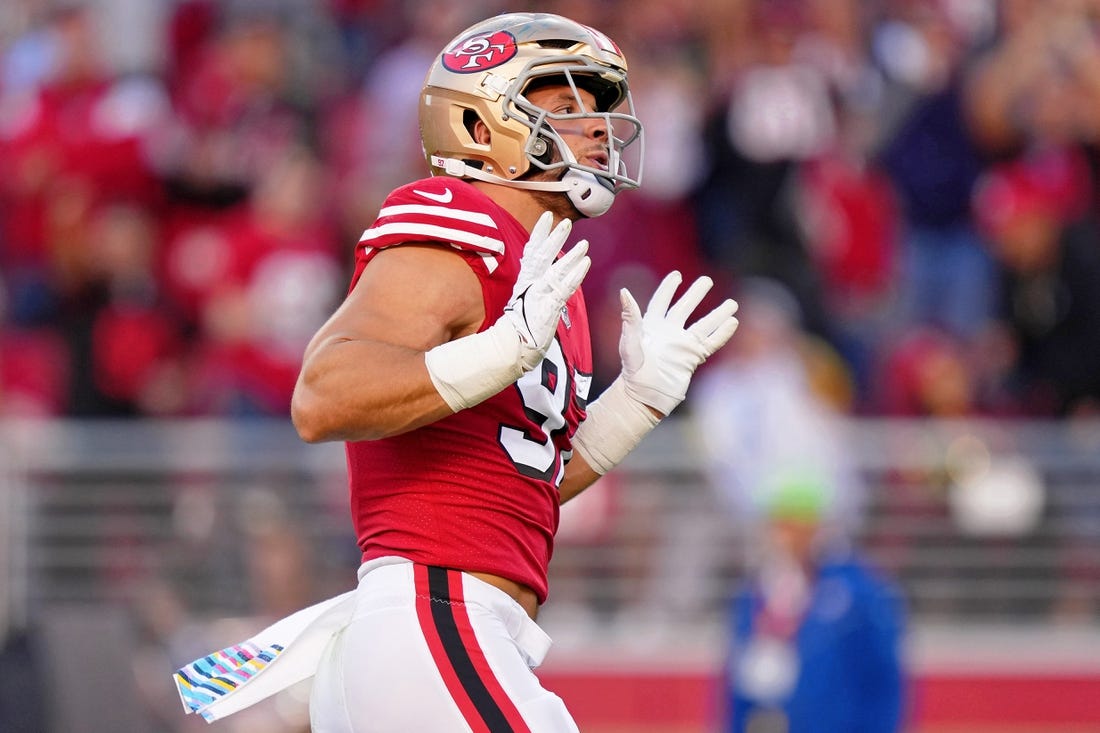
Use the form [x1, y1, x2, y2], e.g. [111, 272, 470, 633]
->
[499, 340, 571, 484]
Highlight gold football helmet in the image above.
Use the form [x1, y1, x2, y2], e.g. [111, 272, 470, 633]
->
[419, 13, 644, 216]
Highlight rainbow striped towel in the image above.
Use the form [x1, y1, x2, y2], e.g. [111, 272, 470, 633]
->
[173, 590, 356, 722]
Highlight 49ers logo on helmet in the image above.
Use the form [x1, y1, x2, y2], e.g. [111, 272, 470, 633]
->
[442, 30, 517, 73]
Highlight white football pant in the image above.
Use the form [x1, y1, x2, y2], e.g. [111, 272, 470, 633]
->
[309, 556, 579, 732]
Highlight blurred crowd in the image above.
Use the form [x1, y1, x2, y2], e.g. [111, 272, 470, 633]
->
[2, 0, 1100, 420]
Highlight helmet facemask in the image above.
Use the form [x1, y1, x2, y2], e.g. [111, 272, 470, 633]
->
[507, 58, 644, 197]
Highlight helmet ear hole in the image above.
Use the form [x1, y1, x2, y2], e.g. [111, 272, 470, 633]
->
[463, 109, 486, 143]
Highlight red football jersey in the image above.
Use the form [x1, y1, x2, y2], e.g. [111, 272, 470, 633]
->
[345, 177, 592, 603]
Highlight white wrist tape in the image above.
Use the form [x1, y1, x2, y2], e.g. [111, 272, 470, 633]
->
[572, 377, 661, 475]
[424, 320, 525, 412]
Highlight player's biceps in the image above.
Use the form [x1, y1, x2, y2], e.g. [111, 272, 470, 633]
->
[333, 284, 475, 353]
[359, 246, 487, 341]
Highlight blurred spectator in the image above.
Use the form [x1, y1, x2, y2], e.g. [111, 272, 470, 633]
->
[58, 202, 187, 416]
[671, 276, 862, 627]
[0, 324, 68, 416]
[693, 278, 864, 533]
[875, 325, 976, 417]
[965, 0, 1100, 161]
[876, 0, 997, 340]
[690, 278, 866, 628]
[0, 258, 68, 414]
[973, 157, 1100, 416]
[722, 470, 907, 733]
[694, 0, 832, 336]
[870, 317, 1024, 417]
[158, 3, 313, 211]
[797, 103, 902, 404]
[184, 146, 343, 416]
[959, 0, 1100, 418]
[0, 3, 167, 327]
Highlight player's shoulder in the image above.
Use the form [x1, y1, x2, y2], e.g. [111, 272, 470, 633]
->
[361, 177, 506, 255]
[385, 177, 490, 212]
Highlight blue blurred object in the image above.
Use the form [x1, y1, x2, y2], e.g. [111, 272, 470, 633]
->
[724, 537, 907, 733]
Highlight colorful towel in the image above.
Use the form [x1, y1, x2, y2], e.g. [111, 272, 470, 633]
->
[173, 589, 356, 722]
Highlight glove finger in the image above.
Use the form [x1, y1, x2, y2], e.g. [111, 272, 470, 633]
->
[619, 287, 645, 370]
[701, 315, 740, 354]
[646, 270, 683, 320]
[516, 213, 567, 295]
[620, 287, 642, 322]
[530, 209, 554, 244]
[520, 211, 554, 270]
[544, 216, 573, 253]
[567, 256, 592, 296]
[533, 216, 572, 274]
[550, 238, 588, 279]
[687, 298, 739, 340]
[538, 218, 574, 284]
[666, 275, 714, 326]
[549, 240, 590, 298]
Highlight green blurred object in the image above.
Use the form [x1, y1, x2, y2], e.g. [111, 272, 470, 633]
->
[764, 469, 831, 521]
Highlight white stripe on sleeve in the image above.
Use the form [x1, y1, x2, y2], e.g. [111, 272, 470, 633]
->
[360, 222, 506, 254]
[377, 204, 498, 228]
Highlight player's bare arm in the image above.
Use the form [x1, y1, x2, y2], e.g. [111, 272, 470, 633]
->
[559, 452, 602, 503]
[292, 243, 484, 442]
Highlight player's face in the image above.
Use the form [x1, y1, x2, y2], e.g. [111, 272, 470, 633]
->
[523, 84, 610, 174]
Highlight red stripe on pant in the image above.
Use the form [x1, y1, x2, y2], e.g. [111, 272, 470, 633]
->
[414, 564, 532, 733]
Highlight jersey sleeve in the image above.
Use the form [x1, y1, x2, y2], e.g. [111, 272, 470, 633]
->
[349, 177, 520, 314]
[358, 178, 505, 262]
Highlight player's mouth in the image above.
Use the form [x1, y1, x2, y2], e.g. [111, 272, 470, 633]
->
[585, 151, 609, 170]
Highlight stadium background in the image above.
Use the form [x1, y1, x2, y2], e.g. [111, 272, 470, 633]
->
[1, 0, 1099, 731]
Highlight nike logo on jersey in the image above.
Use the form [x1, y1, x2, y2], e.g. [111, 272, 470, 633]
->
[413, 188, 454, 203]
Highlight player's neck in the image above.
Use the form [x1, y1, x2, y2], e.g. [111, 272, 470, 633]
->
[470, 180, 575, 232]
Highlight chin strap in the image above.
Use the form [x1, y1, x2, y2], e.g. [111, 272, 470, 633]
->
[430, 155, 617, 218]
[559, 169, 616, 217]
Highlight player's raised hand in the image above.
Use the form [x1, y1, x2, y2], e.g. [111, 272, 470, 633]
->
[618, 271, 739, 415]
[504, 211, 590, 369]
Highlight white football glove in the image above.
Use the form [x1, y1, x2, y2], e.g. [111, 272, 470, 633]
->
[573, 270, 739, 475]
[425, 211, 590, 412]
[504, 211, 590, 370]
[618, 270, 740, 415]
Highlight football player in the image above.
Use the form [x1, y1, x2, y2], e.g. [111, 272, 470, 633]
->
[175, 12, 739, 732]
